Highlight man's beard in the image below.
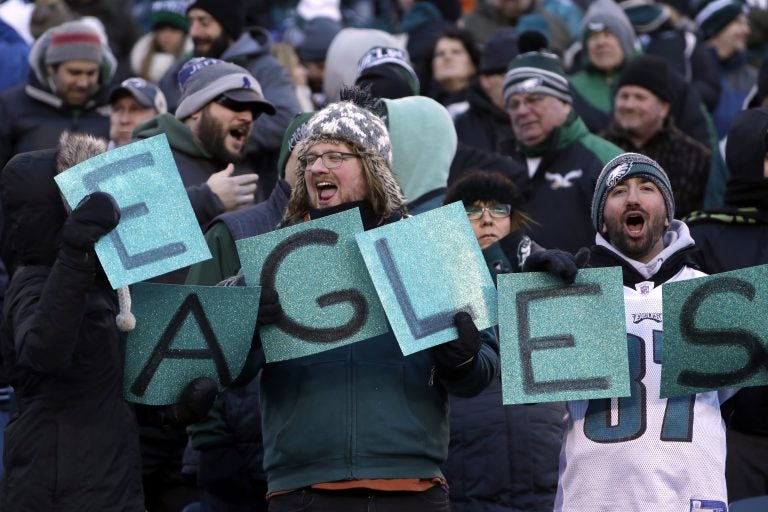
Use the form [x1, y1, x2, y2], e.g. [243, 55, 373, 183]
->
[603, 209, 667, 262]
[193, 32, 230, 58]
[198, 109, 248, 165]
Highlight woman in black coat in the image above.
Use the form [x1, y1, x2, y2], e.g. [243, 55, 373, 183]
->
[0, 135, 145, 511]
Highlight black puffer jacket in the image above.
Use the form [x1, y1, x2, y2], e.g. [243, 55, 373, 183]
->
[0, 148, 144, 511]
[454, 79, 514, 154]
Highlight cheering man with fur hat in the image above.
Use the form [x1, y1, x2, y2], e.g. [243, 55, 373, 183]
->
[237, 92, 499, 510]
[524, 153, 732, 511]
[0, 20, 116, 169]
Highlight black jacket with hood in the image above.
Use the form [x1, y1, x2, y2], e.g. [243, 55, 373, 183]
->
[0, 148, 143, 511]
[0, 24, 116, 169]
[686, 108, 768, 444]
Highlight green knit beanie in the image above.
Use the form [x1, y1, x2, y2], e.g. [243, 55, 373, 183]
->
[591, 152, 675, 231]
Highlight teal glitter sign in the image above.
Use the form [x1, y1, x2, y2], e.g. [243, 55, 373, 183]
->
[498, 267, 629, 404]
[54, 134, 212, 289]
[236, 208, 388, 362]
[661, 264, 768, 397]
[355, 201, 497, 356]
[123, 283, 259, 405]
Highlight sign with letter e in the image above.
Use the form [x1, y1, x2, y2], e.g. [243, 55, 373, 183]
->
[661, 265, 768, 397]
[124, 283, 259, 405]
[498, 267, 628, 404]
[356, 201, 497, 356]
[237, 208, 388, 362]
[55, 134, 211, 289]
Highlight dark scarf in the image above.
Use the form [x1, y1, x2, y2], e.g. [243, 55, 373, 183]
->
[587, 245, 703, 288]
[308, 200, 403, 230]
[724, 177, 768, 212]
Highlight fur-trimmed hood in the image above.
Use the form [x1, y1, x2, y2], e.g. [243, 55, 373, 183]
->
[0, 132, 107, 269]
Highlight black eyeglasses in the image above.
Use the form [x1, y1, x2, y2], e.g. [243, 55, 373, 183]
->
[465, 203, 512, 220]
[299, 151, 359, 169]
[214, 95, 254, 113]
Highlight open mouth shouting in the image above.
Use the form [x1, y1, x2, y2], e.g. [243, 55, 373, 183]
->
[624, 211, 646, 238]
[227, 124, 251, 151]
[314, 180, 339, 206]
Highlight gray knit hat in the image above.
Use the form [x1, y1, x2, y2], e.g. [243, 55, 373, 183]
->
[581, 0, 638, 61]
[175, 57, 276, 120]
[44, 20, 104, 65]
[502, 51, 572, 106]
[591, 152, 675, 232]
[284, 91, 406, 223]
[301, 99, 392, 165]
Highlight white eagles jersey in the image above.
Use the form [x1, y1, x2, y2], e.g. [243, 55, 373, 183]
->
[555, 266, 730, 512]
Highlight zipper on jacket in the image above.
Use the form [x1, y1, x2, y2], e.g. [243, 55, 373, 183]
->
[428, 365, 436, 386]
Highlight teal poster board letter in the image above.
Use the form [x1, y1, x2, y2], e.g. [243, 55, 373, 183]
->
[498, 267, 629, 404]
[124, 283, 259, 405]
[55, 134, 211, 289]
[661, 264, 768, 397]
[356, 202, 497, 356]
[236, 208, 388, 362]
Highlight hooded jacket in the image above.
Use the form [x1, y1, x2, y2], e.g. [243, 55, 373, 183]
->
[687, 107, 768, 274]
[159, 27, 301, 199]
[0, 24, 116, 169]
[0, 146, 143, 511]
[256, 200, 499, 494]
[248, 103, 497, 491]
[133, 112, 225, 228]
[158, 27, 301, 199]
[382, 95, 456, 214]
[453, 78, 515, 155]
[570, 0, 638, 134]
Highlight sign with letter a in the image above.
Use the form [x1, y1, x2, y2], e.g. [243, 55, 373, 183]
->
[123, 283, 259, 405]
[55, 134, 211, 288]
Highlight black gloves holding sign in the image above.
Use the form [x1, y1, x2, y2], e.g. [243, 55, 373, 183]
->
[522, 248, 590, 284]
[431, 312, 482, 380]
[60, 192, 121, 267]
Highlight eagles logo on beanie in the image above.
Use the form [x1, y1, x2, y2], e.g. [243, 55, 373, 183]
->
[695, 0, 747, 40]
[502, 32, 571, 106]
[591, 152, 675, 232]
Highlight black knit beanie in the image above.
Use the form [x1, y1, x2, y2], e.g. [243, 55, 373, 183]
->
[444, 170, 526, 211]
[187, 0, 244, 40]
[616, 55, 675, 103]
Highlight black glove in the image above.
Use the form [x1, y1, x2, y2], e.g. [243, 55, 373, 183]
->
[431, 312, 482, 380]
[60, 192, 121, 252]
[257, 286, 283, 326]
[522, 248, 590, 284]
[158, 377, 218, 426]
